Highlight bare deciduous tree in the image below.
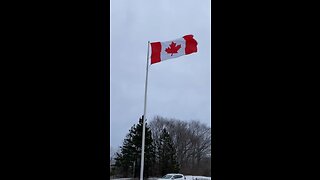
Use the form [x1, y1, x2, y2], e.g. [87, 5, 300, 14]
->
[149, 116, 211, 176]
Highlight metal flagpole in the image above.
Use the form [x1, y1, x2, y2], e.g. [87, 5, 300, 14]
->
[140, 41, 150, 180]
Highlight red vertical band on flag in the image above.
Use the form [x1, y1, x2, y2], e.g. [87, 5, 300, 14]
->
[183, 35, 198, 55]
[150, 42, 161, 64]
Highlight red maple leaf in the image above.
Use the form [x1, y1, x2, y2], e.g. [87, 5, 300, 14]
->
[165, 41, 181, 56]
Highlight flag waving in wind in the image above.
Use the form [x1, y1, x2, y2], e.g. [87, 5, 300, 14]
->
[150, 34, 198, 64]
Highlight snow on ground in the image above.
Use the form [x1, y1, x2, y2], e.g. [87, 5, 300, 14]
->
[110, 178, 158, 180]
[110, 179, 157, 180]
[110, 176, 211, 180]
[185, 175, 211, 180]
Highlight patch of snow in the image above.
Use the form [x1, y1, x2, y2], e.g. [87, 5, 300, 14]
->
[185, 176, 211, 180]
[111, 176, 211, 180]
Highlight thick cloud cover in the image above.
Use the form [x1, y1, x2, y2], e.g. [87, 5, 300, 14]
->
[111, 0, 211, 149]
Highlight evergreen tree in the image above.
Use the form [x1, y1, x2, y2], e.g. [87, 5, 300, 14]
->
[114, 116, 155, 178]
[158, 128, 180, 176]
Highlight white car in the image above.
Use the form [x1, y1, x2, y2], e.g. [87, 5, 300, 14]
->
[158, 173, 186, 180]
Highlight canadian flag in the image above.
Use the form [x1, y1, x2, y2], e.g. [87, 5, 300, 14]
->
[150, 34, 198, 65]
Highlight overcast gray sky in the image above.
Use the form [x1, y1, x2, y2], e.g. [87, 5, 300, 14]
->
[110, 0, 211, 149]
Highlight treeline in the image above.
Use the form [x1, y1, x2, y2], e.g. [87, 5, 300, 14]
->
[110, 116, 211, 178]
